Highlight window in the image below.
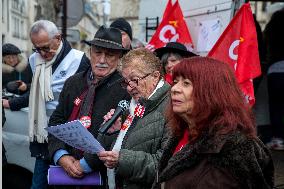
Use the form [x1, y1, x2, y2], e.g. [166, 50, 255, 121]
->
[12, 16, 20, 38]
[12, 0, 19, 10]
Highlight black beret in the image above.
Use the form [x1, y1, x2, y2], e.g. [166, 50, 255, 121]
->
[110, 18, 133, 40]
[2, 43, 21, 56]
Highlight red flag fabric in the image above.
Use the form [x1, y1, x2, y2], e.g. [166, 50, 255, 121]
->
[146, 0, 193, 51]
[207, 3, 261, 105]
[163, 0, 172, 19]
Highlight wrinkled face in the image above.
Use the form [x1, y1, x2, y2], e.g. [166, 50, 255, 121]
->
[165, 54, 182, 74]
[121, 31, 131, 49]
[90, 46, 122, 80]
[3, 54, 19, 67]
[171, 76, 194, 118]
[31, 30, 61, 61]
[121, 63, 160, 102]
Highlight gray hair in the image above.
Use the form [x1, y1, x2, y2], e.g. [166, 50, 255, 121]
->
[30, 20, 59, 39]
[131, 38, 145, 49]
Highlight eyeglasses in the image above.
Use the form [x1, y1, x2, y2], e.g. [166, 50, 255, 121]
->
[120, 73, 152, 89]
[32, 35, 60, 54]
[32, 46, 51, 54]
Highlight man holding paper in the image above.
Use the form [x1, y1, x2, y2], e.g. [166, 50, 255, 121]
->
[48, 26, 130, 188]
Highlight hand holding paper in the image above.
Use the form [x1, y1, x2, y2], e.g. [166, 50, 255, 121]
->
[98, 150, 119, 169]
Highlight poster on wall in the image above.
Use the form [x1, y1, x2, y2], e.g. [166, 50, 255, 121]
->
[196, 19, 221, 52]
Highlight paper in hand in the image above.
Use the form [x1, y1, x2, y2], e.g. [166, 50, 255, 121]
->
[46, 120, 105, 154]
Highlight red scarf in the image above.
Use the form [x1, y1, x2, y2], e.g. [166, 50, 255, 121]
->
[164, 74, 173, 85]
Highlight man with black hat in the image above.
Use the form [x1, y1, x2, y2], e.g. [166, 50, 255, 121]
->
[48, 26, 130, 188]
[110, 18, 133, 49]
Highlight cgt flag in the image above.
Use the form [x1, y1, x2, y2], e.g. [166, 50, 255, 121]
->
[207, 3, 261, 105]
[146, 0, 193, 51]
[163, 0, 173, 19]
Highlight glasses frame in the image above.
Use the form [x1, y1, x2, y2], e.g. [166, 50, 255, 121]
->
[32, 46, 51, 54]
[32, 35, 60, 54]
[120, 72, 152, 89]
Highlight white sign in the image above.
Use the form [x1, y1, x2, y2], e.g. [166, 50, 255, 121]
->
[196, 19, 221, 52]
[46, 120, 105, 154]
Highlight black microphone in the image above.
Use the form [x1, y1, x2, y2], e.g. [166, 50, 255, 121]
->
[98, 100, 130, 134]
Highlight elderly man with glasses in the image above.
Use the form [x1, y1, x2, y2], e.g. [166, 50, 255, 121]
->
[26, 20, 90, 189]
[47, 26, 130, 189]
[98, 48, 170, 189]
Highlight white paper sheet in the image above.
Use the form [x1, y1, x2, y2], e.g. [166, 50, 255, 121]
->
[46, 120, 105, 154]
[196, 19, 221, 52]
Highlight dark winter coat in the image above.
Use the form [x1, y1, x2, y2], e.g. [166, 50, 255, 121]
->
[153, 131, 274, 189]
[112, 82, 171, 189]
[267, 60, 284, 139]
[48, 69, 130, 188]
[2, 54, 32, 95]
[2, 106, 7, 166]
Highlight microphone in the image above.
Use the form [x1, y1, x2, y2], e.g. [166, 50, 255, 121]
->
[98, 100, 130, 134]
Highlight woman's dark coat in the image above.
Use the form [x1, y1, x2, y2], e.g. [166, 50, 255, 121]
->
[153, 131, 274, 189]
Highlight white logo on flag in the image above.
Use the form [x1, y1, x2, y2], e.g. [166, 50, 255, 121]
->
[229, 39, 240, 70]
[159, 25, 179, 43]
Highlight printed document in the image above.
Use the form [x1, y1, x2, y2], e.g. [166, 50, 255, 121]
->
[46, 120, 104, 154]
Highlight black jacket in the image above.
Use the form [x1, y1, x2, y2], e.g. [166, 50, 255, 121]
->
[267, 60, 284, 139]
[48, 69, 130, 188]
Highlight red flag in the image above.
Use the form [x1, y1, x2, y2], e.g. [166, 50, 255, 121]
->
[163, 0, 173, 19]
[207, 3, 261, 105]
[146, 0, 193, 51]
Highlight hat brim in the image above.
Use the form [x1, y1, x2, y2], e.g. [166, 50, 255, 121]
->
[154, 46, 197, 59]
[83, 39, 129, 51]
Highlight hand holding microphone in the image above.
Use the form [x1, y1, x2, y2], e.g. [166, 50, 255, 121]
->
[102, 109, 122, 134]
[98, 100, 130, 134]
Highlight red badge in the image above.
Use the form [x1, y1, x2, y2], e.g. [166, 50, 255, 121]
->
[134, 104, 145, 118]
[74, 97, 81, 106]
[79, 116, 91, 129]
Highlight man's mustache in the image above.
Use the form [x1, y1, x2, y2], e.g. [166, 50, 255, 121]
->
[96, 63, 109, 68]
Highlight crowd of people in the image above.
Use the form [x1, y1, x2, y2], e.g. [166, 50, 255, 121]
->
[2, 8, 283, 189]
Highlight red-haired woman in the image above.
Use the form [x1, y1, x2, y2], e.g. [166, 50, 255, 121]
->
[153, 57, 274, 189]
